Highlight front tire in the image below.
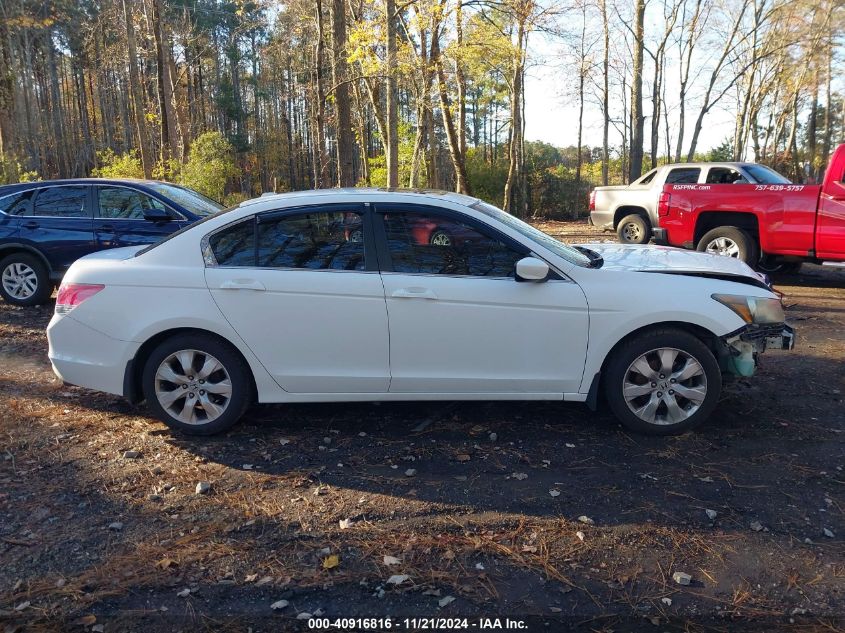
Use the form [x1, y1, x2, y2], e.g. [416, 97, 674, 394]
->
[758, 255, 802, 275]
[603, 328, 722, 435]
[616, 214, 650, 245]
[0, 253, 52, 306]
[697, 226, 759, 267]
[142, 334, 252, 435]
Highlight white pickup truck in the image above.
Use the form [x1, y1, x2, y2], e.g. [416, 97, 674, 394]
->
[588, 162, 791, 244]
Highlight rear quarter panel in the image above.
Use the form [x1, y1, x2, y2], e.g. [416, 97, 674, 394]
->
[660, 184, 822, 255]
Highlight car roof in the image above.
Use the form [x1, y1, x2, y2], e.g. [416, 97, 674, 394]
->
[654, 162, 747, 170]
[0, 178, 187, 195]
[238, 187, 479, 209]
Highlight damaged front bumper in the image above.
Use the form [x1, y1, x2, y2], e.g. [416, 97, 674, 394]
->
[718, 322, 795, 377]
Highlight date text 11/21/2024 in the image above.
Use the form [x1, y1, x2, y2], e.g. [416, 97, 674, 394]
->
[307, 618, 528, 630]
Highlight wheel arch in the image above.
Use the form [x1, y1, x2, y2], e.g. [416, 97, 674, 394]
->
[694, 211, 760, 247]
[613, 205, 651, 229]
[124, 327, 258, 404]
[0, 243, 53, 275]
[584, 320, 723, 408]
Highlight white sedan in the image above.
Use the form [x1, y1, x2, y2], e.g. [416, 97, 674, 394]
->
[46, 189, 794, 436]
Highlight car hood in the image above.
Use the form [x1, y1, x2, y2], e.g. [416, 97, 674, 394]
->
[577, 243, 771, 288]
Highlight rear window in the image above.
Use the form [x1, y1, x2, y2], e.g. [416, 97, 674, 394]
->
[0, 189, 36, 215]
[665, 168, 701, 184]
[145, 183, 223, 216]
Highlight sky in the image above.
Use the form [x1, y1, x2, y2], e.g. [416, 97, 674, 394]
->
[520, 15, 739, 157]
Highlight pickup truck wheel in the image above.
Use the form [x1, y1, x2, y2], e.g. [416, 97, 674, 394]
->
[616, 214, 650, 245]
[604, 328, 722, 436]
[697, 227, 759, 267]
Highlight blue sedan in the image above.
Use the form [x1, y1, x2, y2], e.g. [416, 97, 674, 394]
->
[0, 179, 222, 306]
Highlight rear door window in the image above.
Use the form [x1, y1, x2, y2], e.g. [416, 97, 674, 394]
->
[257, 211, 365, 271]
[706, 167, 746, 184]
[665, 168, 701, 184]
[33, 186, 89, 217]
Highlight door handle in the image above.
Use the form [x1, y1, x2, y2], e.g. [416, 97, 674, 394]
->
[391, 287, 437, 300]
[219, 279, 266, 291]
[22, 221, 39, 230]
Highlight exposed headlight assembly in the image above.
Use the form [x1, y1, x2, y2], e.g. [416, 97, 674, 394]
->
[712, 294, 785, 325]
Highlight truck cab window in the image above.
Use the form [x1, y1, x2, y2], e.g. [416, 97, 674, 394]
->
[665, 168, 701, 184]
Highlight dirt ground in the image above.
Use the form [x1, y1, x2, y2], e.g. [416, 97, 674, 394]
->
[0, 221, 843, 632]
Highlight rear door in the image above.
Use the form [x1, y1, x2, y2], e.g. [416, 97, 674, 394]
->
[19, 185, 95, 273]
[204, 204, 391, 393]
[817, 177, 845, 258]
[93, 185, 186, 249]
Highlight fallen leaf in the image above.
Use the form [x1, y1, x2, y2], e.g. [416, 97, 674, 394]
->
[521, 545, 538, 553]
[256, 576, 274, 586]
[323, 554, 340, 569]
[386, 574, 409, 585]
[511, 472, 528, 481]
[438, 595, 456, 607]
[270, 599, 289, 610]
[456, 454, 471, 462]
[549, 489, 561, 497]
[177, 588, 191, 598]
[383, 555, 402, 566]
[156, 558, 178, 570]
[245, 574, 258, 582]
[339, 518, 354, 529]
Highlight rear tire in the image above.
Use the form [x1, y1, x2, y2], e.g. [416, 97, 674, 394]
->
[616, 214, 651, 245]
[603, 328, 722, 436]
[0, 253, 52, 306]
[142, 334, 252, 436]
[697, 226, 759, 267]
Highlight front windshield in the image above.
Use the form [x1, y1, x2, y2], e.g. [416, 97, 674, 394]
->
[744, 164, 791, 184]
[470, 201, 592, 267]
[147, 183, 224, 216]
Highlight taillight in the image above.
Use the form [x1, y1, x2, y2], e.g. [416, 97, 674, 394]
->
[658, 191, 672, 217]
[588, 190, 596, 211]
[55, 283, 105, 315]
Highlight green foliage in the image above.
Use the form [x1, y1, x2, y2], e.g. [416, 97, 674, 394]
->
[466, 148, 508, 205]
[702, 139, 734, 162]
[91, 149, 145, 179]
[366, 122, 417, 187]
[1, 154, 41, 185]
[178, 132, 241, 202]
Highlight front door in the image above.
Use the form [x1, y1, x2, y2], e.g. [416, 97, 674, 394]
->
[374, 205, 590, 394]
[204, 205, 390, 393]
[94, 185, 185, 249]
[817, 179, 845, 259]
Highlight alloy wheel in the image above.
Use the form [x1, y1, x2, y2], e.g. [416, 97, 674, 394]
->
[1, 262, 39, 300]
[430, 231, 451, 246]
[705, 237, 740, 258]
[154, 349, 232, 425]
[622, 347, 707, 426]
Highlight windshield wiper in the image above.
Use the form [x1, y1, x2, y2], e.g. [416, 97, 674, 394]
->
[573, 246, 604, 269]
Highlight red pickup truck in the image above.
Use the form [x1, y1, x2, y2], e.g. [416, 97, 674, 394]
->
[655, 144, 845, 272]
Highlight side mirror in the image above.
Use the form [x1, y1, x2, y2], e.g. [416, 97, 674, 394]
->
[143, 208, 173, 222]
[515, 256, 550, 282]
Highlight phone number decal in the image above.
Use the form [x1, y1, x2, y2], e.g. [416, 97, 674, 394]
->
[753, 184, 805, 191]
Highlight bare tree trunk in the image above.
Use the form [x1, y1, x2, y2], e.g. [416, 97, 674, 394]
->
[152, 0, 176, 163]
[312, 0, 329, 188]
[455, 0, 466, 160]
[330, 0, 356, 186]
[431, 13, 470, 195]
[600, 0, 609, 185]
[385, 0, 399, 187]
[123, 0, 152, 177]
[628, 0, 645, 181]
